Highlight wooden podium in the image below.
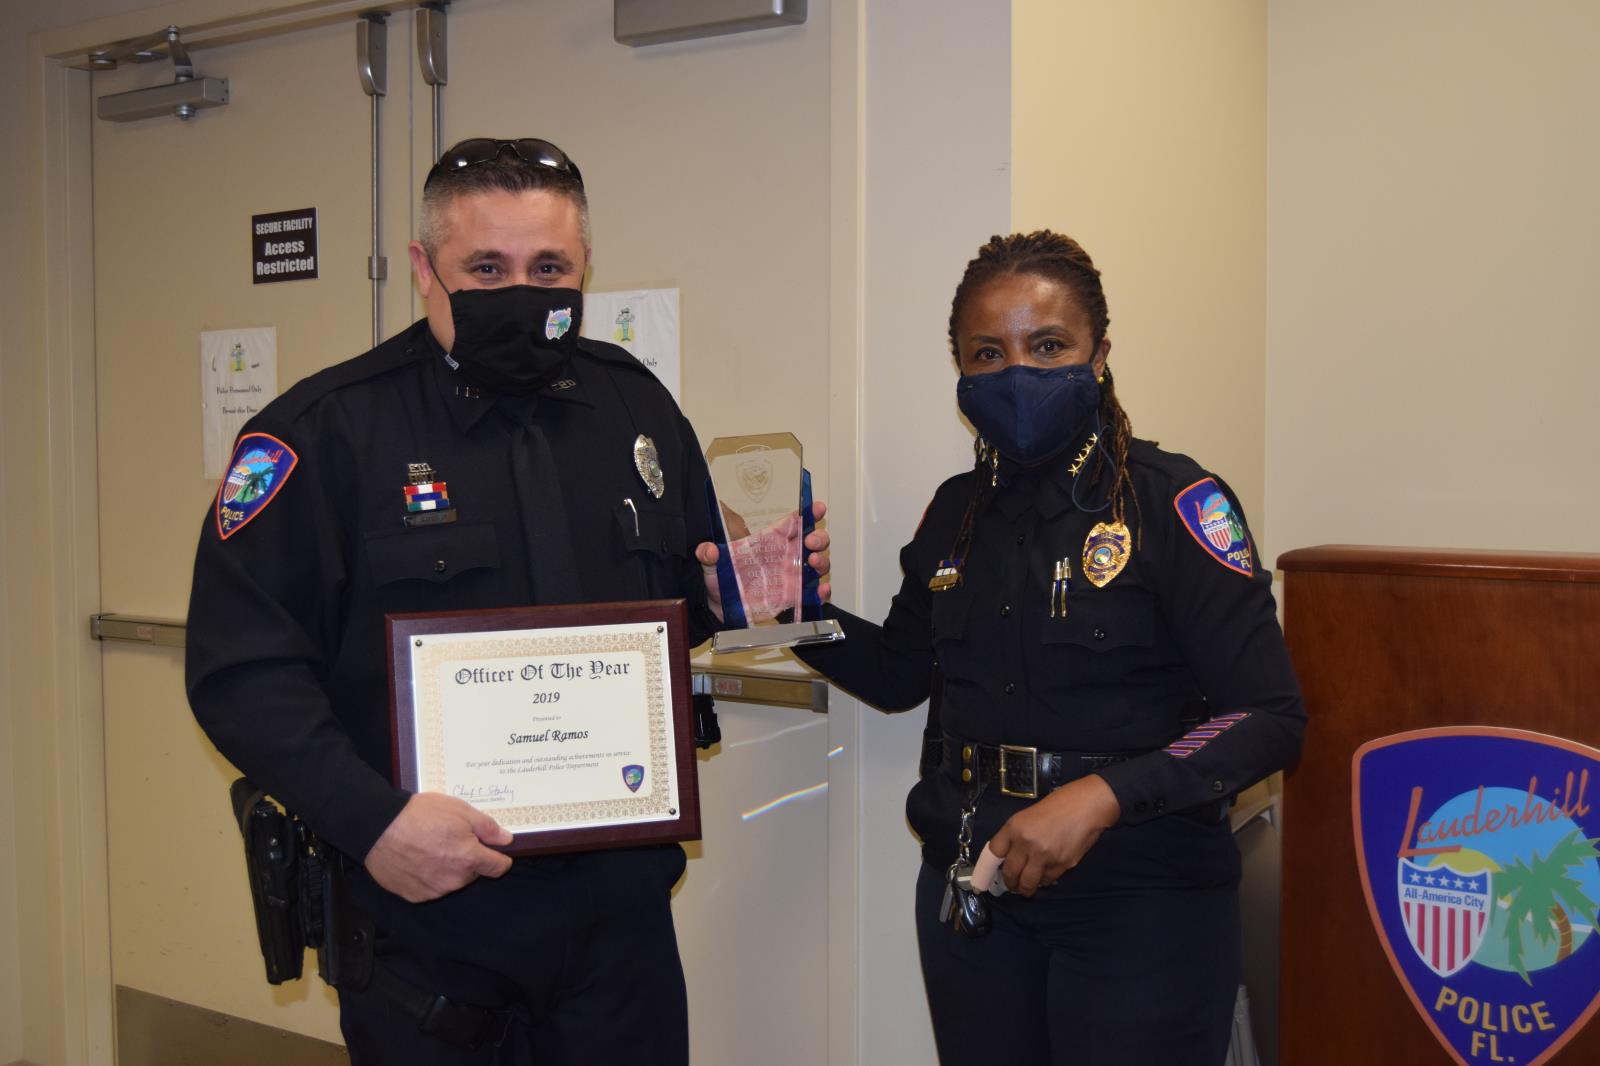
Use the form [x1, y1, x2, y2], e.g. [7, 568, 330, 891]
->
[1277, 546, 1600, 1064]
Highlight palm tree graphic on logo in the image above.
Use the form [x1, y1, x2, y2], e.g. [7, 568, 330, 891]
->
[1498, 830, 1600, 983]
[237, 466, 274, 502]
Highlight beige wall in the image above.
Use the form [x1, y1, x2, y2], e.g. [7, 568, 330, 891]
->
[1267, 0, 1600, 556]
[1013, 1, 1269, 536]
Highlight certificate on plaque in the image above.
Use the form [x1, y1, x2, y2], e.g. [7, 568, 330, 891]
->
[387, 599, 699, 856]
[705, 432, 843, 653]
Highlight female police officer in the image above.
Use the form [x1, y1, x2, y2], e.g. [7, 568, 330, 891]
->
[792, 231, 1305, 1064]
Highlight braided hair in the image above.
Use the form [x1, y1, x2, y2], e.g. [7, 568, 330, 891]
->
[947, 230, 1141, 548]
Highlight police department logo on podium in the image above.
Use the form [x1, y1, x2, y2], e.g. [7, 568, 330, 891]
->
[1354, 727, 1600, 1065]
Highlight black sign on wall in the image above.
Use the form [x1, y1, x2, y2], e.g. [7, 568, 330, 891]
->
[252, 208, 319, 284]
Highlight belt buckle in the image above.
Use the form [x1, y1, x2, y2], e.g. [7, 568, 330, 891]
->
[998, 744, 1039, 799]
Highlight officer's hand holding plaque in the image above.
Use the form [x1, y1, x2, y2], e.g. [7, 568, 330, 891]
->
[705, 433, 844, 653]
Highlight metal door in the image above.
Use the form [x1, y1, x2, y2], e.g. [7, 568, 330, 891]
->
[90, 3, 834, 1059]
[92, 13, 407, 1045]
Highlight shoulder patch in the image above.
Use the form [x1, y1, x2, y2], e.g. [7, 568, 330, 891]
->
[577, 337, 648, 372]
[1174, 477, 1253, 576]
[216, 433, 298, 540]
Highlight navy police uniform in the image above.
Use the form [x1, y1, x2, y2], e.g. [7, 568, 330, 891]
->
[186, 321, 716, 1064]
[797, 436, 1305, 1065]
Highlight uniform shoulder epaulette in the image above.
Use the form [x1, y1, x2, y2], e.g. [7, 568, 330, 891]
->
[932, 468, 979, 504]
[577, 337, 658, 378]
[576, 337, 681, 420]
[1125, 437, 1208, 489]
[911, 468, 981, 537]
[269, 325, 430, 424]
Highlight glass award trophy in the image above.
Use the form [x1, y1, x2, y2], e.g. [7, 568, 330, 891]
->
[705, 433, 844, 653]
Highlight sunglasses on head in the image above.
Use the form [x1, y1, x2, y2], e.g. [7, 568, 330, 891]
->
[424, 138, 584, 191]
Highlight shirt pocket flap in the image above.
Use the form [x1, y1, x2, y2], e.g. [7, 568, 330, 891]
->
[615, 501, 689, 558]
[1040, 595, 1155, 651]
[364, 520, 501, 586]
[930, 589, 973, 644]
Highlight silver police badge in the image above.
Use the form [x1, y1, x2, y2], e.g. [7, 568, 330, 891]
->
[633, 435, 665, 499]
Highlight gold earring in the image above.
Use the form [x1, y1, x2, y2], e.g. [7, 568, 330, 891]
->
[1096, 374, 1105, 385]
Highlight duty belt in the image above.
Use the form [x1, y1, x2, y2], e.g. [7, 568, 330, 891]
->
[941, 735, 1137, 799]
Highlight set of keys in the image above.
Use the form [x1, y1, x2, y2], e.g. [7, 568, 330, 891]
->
[939, 794, 1006, 936]
[940, 858, 990, 936]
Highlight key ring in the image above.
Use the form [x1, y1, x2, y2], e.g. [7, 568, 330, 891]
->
[956, 782, 985, 866]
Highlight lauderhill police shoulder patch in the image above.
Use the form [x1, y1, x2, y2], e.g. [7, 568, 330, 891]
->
[1174, 477, 1253, 576]
[1354, 727, 1600, 1066]
[216, 432, 298, 540]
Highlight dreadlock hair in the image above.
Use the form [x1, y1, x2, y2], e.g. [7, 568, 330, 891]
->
[947, 230, 1141, 544]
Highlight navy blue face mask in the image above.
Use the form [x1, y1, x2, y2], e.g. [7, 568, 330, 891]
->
[956, 363, 1101, 465]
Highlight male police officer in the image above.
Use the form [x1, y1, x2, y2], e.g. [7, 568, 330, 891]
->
[187, 139, 827, 1063]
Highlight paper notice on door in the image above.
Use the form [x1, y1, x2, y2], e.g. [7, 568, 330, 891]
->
[581, 288, 681, 401]
[200, 327, 278, 478]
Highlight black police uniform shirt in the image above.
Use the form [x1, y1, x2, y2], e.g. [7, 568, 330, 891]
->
[796, 435, 1306, 879]
[185, 321, 718, 861]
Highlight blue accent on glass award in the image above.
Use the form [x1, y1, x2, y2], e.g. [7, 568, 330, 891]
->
[704, 433, 842, 653]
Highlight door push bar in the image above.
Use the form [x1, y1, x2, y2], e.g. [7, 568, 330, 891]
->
[90, 613, 187, 649]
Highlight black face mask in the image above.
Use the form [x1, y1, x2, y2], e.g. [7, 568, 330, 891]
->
[435, 275, 584, 394]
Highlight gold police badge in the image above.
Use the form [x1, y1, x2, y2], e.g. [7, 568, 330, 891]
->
[1082, 521, 1131, 587]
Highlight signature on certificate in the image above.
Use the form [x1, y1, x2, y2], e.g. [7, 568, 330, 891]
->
[452, 783, 517, 804]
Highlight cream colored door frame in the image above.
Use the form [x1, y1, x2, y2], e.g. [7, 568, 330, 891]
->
[825, 1, 865, 1060]
[23, 52, 112, 1066]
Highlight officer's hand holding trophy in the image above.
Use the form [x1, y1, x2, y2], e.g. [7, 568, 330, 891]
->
[691, 433, 840, 652]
